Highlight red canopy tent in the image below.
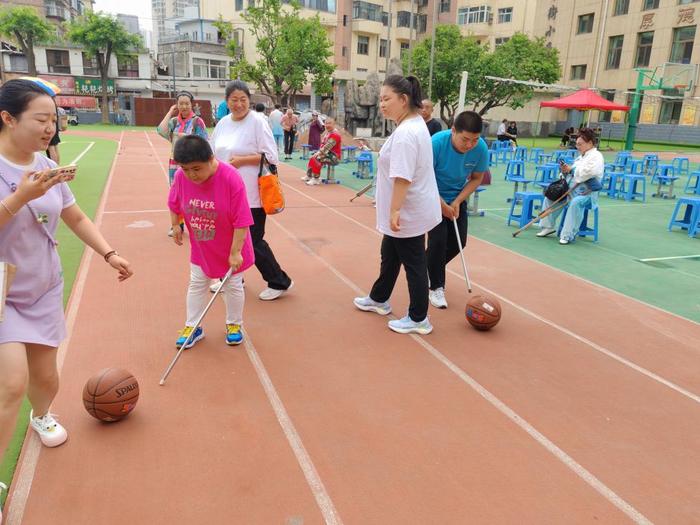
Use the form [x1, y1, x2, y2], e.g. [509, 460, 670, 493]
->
[540, 88, 630, 111]
[532, 89, 630, 145]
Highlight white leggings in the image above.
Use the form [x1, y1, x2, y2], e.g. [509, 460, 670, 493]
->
[186, 263, 244, 326]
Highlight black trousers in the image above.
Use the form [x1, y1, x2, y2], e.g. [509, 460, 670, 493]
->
[427, 202, 468, 291]
[369, 234, 429, 322]
[283, 130, 295, 156]
[250, 207, 292, 290]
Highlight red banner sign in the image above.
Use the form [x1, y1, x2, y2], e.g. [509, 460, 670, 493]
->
[55, 95, 97, 109]
[39, 75, 75, 95]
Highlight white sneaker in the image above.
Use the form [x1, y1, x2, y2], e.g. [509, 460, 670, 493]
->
[559, 238, 570, 245]
[29, 410, 68, 447]
[210, 280, 223, 293]
[353, 296, 392, 315]
[0, 481, 7, 523]
[305, 178, 321, 186]
[388, 315, 433, 335]
[429, 287, 448, 309]
[301, 175, 311, 182]
[259, 280, 294, 301]
[167, 227, 174, 237]
[536, 227, 556, 237]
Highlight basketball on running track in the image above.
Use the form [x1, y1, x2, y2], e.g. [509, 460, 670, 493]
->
[83, 368, 139, 422]
[465, 295, 501, 331]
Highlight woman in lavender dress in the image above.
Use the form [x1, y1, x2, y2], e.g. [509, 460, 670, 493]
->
[0, 80, 133, 469]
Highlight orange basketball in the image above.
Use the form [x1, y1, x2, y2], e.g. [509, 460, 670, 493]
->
[82, 368, 139, 422]
[465, 294, 502, 331]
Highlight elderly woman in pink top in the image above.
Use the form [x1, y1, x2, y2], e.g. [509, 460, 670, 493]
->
[0, 79, 132, 473]
[281, 108, 299, 160]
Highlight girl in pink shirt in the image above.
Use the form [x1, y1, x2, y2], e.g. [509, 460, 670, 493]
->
[168, 135, 254, 348]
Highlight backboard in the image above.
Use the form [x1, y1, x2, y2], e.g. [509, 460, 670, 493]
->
[658, 62, 698, 91]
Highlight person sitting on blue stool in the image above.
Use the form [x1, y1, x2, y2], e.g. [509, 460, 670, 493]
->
[537, 127, 604, 245]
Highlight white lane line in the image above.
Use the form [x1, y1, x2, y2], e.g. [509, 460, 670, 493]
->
[472, 236, 699, 326]
[243, 332, 344, 525]
[270, 216, 653, 525]
[68, 141, 95, 165]
[103, 209, 170, 215]
[143, 130, 170, 186]
[281, 181, 700, 404]
[6, 131, 125, 525]
[638, 254, 700, 262]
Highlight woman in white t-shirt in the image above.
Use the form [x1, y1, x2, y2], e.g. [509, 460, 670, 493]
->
[210, 80, 293, 301]
[353, 75, 441, 335]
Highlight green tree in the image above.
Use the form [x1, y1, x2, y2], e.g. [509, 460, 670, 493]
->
[409, 25, 486, 126]
[0, 6, 54, 76]
[408, 28, 561, 125]
[67, 13, 142, 124]
[228, 0, 335, 105]
[473, 33, 561, 116]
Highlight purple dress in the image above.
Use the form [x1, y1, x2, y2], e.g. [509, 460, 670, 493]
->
[308, 120, 324, 151]
[0, 153, 75, 347]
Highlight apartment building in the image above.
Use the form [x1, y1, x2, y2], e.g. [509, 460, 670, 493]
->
[152, 0, 201, 49]
[1, 0, 94, 20]
[534, 0, 700, 129]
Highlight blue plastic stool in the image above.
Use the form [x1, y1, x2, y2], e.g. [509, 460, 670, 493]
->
[467, 186, 487, 217]
[300, 144, 312, 160]
[653, 164, 679, 199]
[506, 191, 543, 228]
[488, 149, 498, 166]
[534, 164, 558, 189]
[668, 197, 700, 237]
[557, 202, 599, 242]
[513, 146, 528, 161]
[672, 156, 690, 178]
[643, 154, 658, 177]
[653, 163, 674, 184]
[353, 152, 374, 179]
[497, 142, 512, 163]
[684, 171, 700, 195]
[529, 148, 545, 164]
[620, 174, 646, 202]
[626, 158, 644, 175]
[321, 164, 341, 184]
[602, 170, 620, 198]
[505, 160, 530, 202]
[341, 146, 357, 164]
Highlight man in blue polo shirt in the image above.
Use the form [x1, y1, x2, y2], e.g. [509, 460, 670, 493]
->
[427, 111, 488, 309]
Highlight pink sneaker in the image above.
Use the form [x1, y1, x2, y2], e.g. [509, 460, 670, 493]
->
[29, 411, 68, 447]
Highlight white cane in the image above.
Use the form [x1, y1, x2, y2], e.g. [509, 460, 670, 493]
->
[159, 268, 233, 385]
[452, 216, 472, 293]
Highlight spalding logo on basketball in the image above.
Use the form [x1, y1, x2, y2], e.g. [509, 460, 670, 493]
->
[465, 294, 502, 331]
[83, 368, 140, 422]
